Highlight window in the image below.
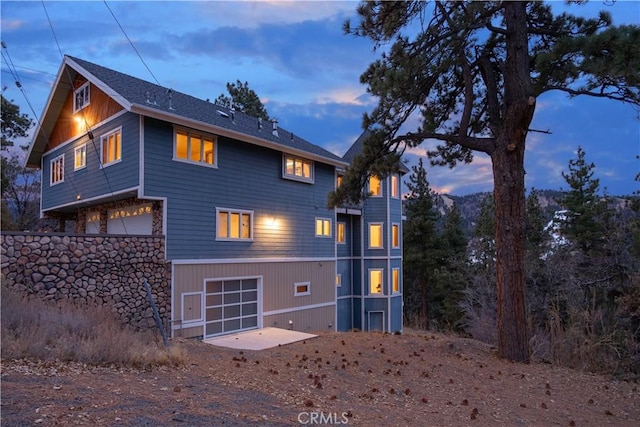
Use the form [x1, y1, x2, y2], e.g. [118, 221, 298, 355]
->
[391, 174, 399, 198]
[392, 223, 400, 248]
[369, 269, 383, 294]
[73, 82, 90, 113]
[315, 218, 331, 237]
[74, 144, 86, 170]
[369, 223, 383, 248]
[337, 222, 345, 244]
[217, 208, 253, 240]
[283, 154, 313, 183]
[294, 282, 311, 296]
[50, 154, 64, 185]
[392, 268, 400, 293]
[101, 128, 121, 167]
[336, 174, 343, 188]
[336, 274, 342, 287]
[86, 211, 100, 234]
[369, 175, 381, 197]
[175, 128, 216, 166]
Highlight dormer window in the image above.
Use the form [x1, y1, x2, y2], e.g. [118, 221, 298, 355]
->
[283, 154, 313, 183]
[73, 82, 90, 113]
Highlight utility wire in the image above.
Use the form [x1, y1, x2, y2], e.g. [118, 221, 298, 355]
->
[103, 0, 160, 86]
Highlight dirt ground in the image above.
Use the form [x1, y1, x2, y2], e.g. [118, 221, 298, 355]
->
[1, 330, 638, 426]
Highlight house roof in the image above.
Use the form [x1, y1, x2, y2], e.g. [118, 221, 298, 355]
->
[342, 129, 409, 174]
[26, 55, 347, 168]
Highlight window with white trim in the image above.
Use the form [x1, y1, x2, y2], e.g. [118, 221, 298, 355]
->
[392, 268, 400, 293]
[369, 269, 383, 294]
[74, 144, 86, 170]
[315, 218, 332, 237]
[50, 154, 64, 185]
[391, 174, 399, 198]
[73, 82, 90, 113]
[101, 127, 121, 167]
[337, 222, 345, 244]
[174, 128, 216, 166]
[369, 175, 381, 197]
[369, 223, 383, 248]
[392, 223, 400, 248]
[216, 208, 253, 240]
[283, 154, 313, 183]
[294, 282, 311, 296]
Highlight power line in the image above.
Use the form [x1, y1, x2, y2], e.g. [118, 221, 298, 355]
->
[103, 0, 160, 86]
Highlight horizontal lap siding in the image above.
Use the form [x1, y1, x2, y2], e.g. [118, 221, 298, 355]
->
[173, 260, 336, 338]
[142, 118, 336, 260]
[42, 113, 140, 210]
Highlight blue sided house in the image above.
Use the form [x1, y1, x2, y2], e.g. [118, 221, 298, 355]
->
[26, 55, 406, 339]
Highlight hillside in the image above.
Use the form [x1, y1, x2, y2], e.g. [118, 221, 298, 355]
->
[2, 331, 638, 426]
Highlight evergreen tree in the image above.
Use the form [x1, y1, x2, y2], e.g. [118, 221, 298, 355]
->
[1, 95, 33, 150]
[333, 1, 639, 362]
[215, 80, 270, 121]
[403, 159, 442, 329]
[526, 188, 547, 252]
[561, 146, 606, 253]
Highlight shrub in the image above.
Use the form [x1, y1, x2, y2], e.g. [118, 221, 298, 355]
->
[1, 283, 184, 368]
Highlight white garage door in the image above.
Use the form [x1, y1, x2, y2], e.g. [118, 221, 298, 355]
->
[204, 278, 259, 337]
[107, 204, 152, 235]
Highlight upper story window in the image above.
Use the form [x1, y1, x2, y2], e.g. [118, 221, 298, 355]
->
[392, 268, 400, 293]
[336, 174, 343, 188]
[315, 218, 332, 237]
[101, 127, 122, 167]
[216, 208, 253, 241]
[337, 222, 346, 244]
[391, 174, 399, 198]
[392, 223, 400, 248]
[50, 154, 64, 185]
[74, 144, 86, 170]
[369, 223, 383, 248]
[283, 154, 313, 183]
[370, 269, 383, 294]
[73, 82, 90, 113]
[175, 128, 217, 167]
[369, 175, 381, 197]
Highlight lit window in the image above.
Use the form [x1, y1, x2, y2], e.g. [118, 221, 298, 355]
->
[283, 154, 313, 183]
[337, 222, 345, 244]
[391, 174, 399, 198]
[294, 282, 311, 296]
[217, 208, 253, 240]
[174, 128, 216, 166]
[86, 211, 100, 234]
[369, 269, 383, 294]
[50, 154, 64, 185]
[101, 128, 121, 167]
[336, 174, 343, 188]
[392, 268, 400, 293]
[336, 274, 342, 287]
[74, 144, 86, 170]
[369, 175, 381, 197]
[392, 224, 399, 248]
[315, 218, 331, 237]
[73, 82, 90, 113]
[369, 223, 383, 248]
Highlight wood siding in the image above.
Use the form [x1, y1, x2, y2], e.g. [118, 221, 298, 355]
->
[42, 113, 140, 211]
[47, 79, 124, 151]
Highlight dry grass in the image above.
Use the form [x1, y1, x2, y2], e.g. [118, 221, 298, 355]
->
[1, 284, 185, 368]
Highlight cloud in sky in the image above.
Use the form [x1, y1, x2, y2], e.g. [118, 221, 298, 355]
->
[1, 0, 637, 196]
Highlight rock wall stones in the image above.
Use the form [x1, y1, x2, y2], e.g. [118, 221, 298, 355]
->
[0, 232, 171, 331]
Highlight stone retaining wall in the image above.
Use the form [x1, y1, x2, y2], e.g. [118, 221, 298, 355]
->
[0, 232, 171, 331]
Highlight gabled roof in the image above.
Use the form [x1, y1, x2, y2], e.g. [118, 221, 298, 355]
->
[342, 129, 409, 174]
[26, 55, 346, 168]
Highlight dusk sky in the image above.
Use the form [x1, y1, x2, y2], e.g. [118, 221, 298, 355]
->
[1, 1, 638, 196]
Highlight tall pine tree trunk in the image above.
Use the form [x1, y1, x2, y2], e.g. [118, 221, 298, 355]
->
[491, 1, 534, 363]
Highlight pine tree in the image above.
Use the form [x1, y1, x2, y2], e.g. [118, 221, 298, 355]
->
[403, 159, 442, 329]
[215, 80, 270, 121]
[561, 146, 606, 253]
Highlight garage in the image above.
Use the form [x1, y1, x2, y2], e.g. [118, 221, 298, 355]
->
[204, 277, 260, 337]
